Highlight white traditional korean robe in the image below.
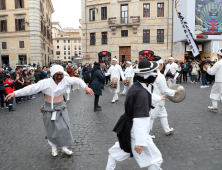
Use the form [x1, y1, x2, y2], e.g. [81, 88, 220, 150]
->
[106, 83, 163, 170]
[150, 70, 175, 133]
[14, 76, 87, 109]
[105, 64, 125, 101]
[122, 66, 134, 94]
[207, 59, 222, 107]
[164, 62, 181, 75]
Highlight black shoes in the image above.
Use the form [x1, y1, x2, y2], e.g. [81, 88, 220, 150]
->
[94, 106, 102, 112]
[9, 108, 16, 111]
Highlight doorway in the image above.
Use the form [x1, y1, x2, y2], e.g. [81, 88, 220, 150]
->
[18, 55, 27, 65]
[1, 55, 9, 65]
[119, 46, 131, 63]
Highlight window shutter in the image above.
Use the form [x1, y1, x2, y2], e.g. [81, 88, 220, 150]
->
[3, 0, 5, 10]
[20, 41, 24, 48]
[2, 42, 7, 49]
[23, 18, 25, 30]
[4, 20, 7, 32]
[21, 0, 24, 8]
[15, 19, 18, 31]
[15, 0, 18, 9]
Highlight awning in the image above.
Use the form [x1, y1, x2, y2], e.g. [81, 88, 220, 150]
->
[139, 50, 154, 55]
[98, 51, 111, 56]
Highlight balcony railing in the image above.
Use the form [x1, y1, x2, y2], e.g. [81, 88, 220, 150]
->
[108, 16, 140, 26]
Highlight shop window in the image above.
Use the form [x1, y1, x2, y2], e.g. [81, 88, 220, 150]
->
[0, 20, 7, 32]
[143, 30, 150, 43]
[157, 3, 164, 17]
[157, 29, 164, 42]
[102, 32, 107, 44]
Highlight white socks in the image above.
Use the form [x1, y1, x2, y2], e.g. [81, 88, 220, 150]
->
[48, 140, 57, 152]
[212, 99, 218, 108]
[62, 146, 70, 152]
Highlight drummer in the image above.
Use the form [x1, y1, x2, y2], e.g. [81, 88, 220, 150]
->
[105, 58, 125, 103]
[121, 61, 134, 95]
[150, 56, 178, 136]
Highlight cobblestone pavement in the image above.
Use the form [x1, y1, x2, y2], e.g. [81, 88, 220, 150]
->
[0, 82, 222, 170]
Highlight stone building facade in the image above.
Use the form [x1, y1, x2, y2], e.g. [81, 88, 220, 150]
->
[52, 22, 82, 62]
[81, 0, 173, 64]
[0, 0, 54, 68]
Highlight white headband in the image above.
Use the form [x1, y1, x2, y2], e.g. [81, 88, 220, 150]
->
[127, 61, 132, 65]
[50, 65, 64, 77]
[137, 72, 158, 79]
[157, 59, 163, 64]
[169, 57, 174, 60]
[113, 58, 117, 61]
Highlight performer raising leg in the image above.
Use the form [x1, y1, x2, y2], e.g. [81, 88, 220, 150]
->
[150, 56, 178, 136]
[121, 61, 134, 95]
[105, 58, 125, 103]
[6, 65, 94, 157]
[106, 60, 165, 170]
[205, 49, 222, 111]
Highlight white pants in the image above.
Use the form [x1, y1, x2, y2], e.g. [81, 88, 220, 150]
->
[106, 141, 162, 170]
[210, 83, 222, 107]
[113, 93, 118, 101]
[150, 106, 172, 133]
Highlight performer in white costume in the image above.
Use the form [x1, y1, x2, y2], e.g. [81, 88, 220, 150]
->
[205, 49, 222, 110]
[164, 57, 181, 83]
[150, 56, 178, 136]
[5, 65, 94, 157]
[106, 60, 165, 170]
[121, 61, 134, 95]
[105, 58, 125, 103]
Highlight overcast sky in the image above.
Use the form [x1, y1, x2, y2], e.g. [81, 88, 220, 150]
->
[52, 0, 81, 29]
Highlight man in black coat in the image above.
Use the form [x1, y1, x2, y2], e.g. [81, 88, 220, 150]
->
[106, 60, 165, 170]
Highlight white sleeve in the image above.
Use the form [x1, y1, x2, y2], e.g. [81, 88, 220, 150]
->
[119, 66, 125, 80]
[152, 93, 161, 105]
[207, 63, 219, 76]
[176, 63, 181, 71]
[66, 77, 87, 89]
[14, 79, 48, 97]
[105, 67, 111, 76]
[158, 78, 175, 97]
[133, 118, 148, 146]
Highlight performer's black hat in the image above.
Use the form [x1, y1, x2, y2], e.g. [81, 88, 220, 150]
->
[133, 59, 158, 73]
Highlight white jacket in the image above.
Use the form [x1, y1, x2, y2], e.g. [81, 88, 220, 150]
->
[207, 59, 222, 83]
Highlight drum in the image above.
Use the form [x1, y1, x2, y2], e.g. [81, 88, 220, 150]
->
[123, 77, 132, 86]
[110, 77, 119, 89]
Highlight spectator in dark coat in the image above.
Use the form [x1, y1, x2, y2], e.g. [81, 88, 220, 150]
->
[89, 62, 105, 112]
[34, 69, 42, 83]
[41, 66, 49, 79]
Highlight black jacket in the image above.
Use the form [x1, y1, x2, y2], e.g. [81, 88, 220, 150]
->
[113, 82, 152, 157]
[34, 72, 42, 83]
[0, 73, 5, 91]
